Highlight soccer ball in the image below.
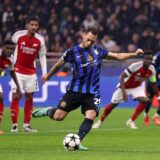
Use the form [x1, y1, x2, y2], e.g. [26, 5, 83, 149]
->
[63, 133, 80, 150]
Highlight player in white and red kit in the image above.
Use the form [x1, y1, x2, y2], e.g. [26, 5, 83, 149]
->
[93, 51, 160, 129]
[10, 15, 47, 133]
[0, 40, 21, 134]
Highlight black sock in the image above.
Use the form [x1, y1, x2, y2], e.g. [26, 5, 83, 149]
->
[47, 108, 57, 120]
[144, 102, 152, 114]
[78, 118, 93, 141]
[157, 108, 160, 115]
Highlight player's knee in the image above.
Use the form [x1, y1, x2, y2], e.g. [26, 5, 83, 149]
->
[54, 115, 65, 121]
[12, 93, 20, 100]
[54, 112, 66, 121]
[139, 97, 151, 103]
[110, 103, 118, 109]
[25, 93, 33, 101]
[0, 95, 3, 102]
[85, 110, 97, 120]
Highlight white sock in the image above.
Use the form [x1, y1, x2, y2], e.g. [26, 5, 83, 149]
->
[154, 113, 159, 118]
[23, 123, 29, 128]
[12, 123, 18, 127]
[144, 112, 148, 117]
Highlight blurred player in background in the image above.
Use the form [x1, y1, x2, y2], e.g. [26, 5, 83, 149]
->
[0, 40, 21, 134]
[93, 51, 160, 129]
[143, 51, 160, 126]
[32, 27, 143, 150]
[10, 15, 47, 133]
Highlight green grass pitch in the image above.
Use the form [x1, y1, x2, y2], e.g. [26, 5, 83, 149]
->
[0, 107, 160, 160]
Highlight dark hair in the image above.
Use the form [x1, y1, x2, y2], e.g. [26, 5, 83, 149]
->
[84, 27, 98, 35]
[143, 50, 153, 56]
[27, 15, 40, 24]
[2, 40, 15, 46]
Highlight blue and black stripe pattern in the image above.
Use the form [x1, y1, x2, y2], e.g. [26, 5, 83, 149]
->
[153, 51, 160, 86]
[62, 44, 108, 95]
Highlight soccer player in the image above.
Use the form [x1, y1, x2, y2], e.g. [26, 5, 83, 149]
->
[10, 15, 47, 133]
[93, 51, 159, 129]
[143, 51, 160, 126]
[32, 27, 143, 150]
[0, 40, 21, 134]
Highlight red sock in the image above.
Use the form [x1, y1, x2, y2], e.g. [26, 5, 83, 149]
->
[10, 99, 19, 124]
[100, 103, 113, 122]
[131, 103, 146, 121]
[0, 101, 4, 123]
[24, 99, 33, 124]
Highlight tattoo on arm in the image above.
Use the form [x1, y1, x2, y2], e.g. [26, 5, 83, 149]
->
[47, 58, 65, 79]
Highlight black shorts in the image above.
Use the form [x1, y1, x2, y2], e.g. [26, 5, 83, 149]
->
[57, 91, 100, 116]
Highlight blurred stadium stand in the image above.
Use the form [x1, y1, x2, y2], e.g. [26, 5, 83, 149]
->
[1, 0, 160, 53]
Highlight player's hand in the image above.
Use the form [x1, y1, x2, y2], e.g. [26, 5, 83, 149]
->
[41, 74, 48, 85]
[135, 48, 143, 56]
[122, 91, 128, 102]
[16, 87, 22, 99]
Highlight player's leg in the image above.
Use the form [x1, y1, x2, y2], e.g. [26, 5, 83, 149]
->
[22, 92, 37, 132]
[78, 109, 96, 150]
[92, 103, 118, 128]
[152, 106, 160, 125]
[32, 91, 79, 119]
[143, 82, 154, 125]
[10, 93, 20, 133]
[93, 88, 123, 128]
[22, 74, 39, 132]
[152, 87, 160, 125]
[126, 86, 150, 129]
[77, 94, 102, 150]
[10, 73, 22, 133]
[0, 88, 4, 134]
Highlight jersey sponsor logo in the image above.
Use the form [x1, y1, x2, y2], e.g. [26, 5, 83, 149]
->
[81, 59, 97, 68]
[20, 46, 36, 55]
[135, 75, 146, 82]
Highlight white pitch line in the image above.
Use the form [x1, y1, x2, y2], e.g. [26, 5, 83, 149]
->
[1, 127, 138, 136]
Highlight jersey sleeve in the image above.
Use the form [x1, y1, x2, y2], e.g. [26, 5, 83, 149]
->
[39, 37, 47, 74]
[39, 37, 47, 56]
[153, 52, 160, 73]
[93, 46, 108, 59]
[124, 62, 139, 76]
[148, 65, 156, 83]
[12, 30, 25, 44]
[62, 49, 73, 62]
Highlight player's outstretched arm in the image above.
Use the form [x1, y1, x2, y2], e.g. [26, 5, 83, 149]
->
[41, 57, 65, 84]
[106, 48, 143, 60]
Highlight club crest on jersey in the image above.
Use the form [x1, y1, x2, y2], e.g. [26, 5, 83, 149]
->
[60, 101, 67, 108]
[88, 55, 94, 62]
[33, 43, 38, 47]
[94, 49, 98, 55]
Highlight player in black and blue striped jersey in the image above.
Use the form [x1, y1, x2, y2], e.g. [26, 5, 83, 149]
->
[32, 27, 143, 150]
[144, 51, 160, 126]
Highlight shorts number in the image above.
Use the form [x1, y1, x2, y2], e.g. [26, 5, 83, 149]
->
[94, 98, 101, 105]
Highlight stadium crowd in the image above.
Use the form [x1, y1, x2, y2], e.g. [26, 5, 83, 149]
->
[1, 0, 160, 53]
